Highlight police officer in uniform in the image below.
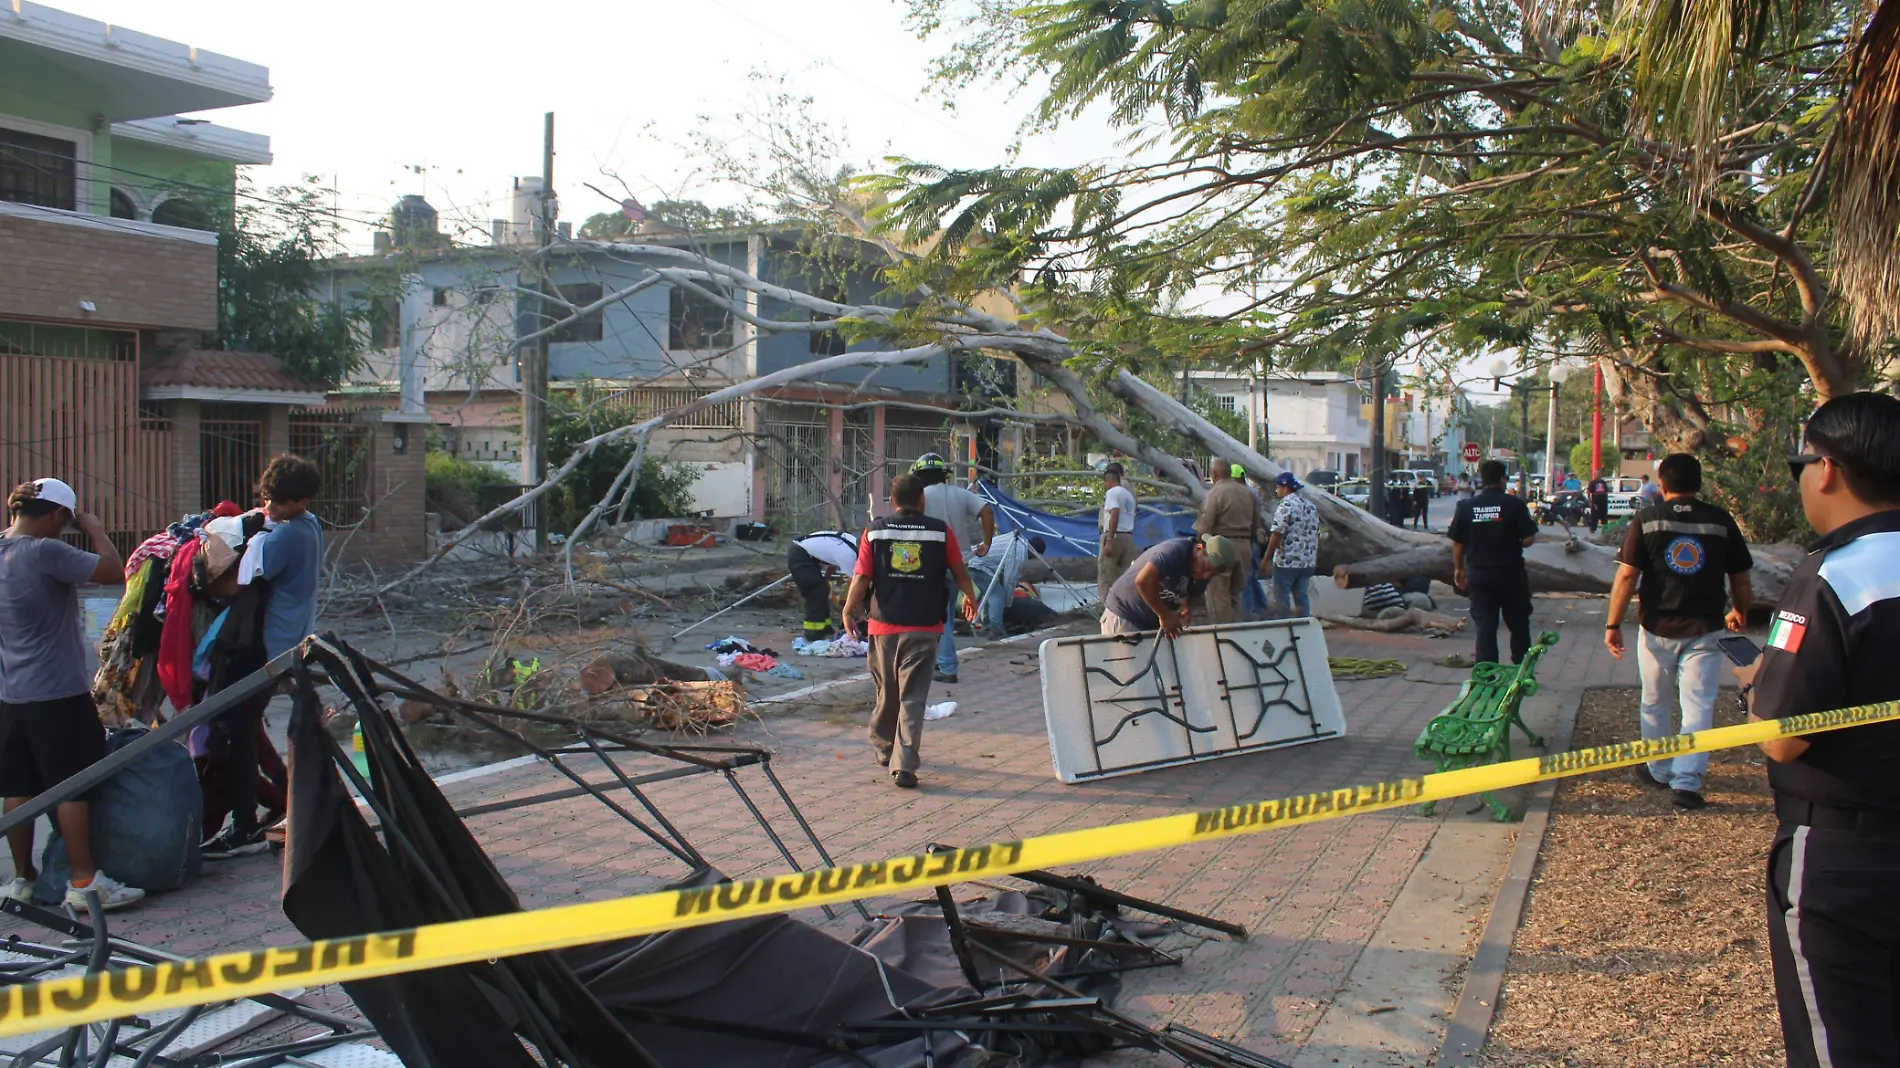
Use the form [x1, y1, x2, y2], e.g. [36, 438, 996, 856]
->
[1736, 392, 1900, 1068]
[843, 475, 980, 788]
[786, 530, 857, 642]
[1448, 460, 1539, 664]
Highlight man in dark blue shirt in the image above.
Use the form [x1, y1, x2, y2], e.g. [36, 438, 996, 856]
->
[1448, 460, 1539, 664]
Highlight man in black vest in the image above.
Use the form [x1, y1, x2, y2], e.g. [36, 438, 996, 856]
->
[843, 475, 980, 788]
[1733, 393, 1900, 1067]
[1449, 460, 1540, 664]
[1604, 453, 1752, 809]
[1586, 473, 1611, 532]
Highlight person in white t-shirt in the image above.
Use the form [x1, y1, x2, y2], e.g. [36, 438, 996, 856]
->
[786, 530, 858, 641]
[1098, 463, 1138, 601]
[912, 454, 994, 683]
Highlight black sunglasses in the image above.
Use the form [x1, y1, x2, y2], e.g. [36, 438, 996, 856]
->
[1787, 453, 1828, 481]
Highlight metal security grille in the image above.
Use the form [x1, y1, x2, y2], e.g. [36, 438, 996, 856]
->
[288, 409, 375, 529]
[841, 410, 875, 529]
[599, 386, 743, 429]
[200, 414, 263, 512]
[763, 404, 831, 535]
[884, 417, 952, 485]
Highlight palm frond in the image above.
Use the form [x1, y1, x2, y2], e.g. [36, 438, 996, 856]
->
[1831, 0, 1900, 345]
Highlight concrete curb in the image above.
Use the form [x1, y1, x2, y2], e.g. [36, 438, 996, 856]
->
[1432, 686, 1585, 1068]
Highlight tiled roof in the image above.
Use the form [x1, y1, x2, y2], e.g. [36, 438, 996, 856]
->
[141, 349, 322, 393]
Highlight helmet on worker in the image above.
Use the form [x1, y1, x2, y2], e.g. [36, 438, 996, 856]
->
[911, 452, 950, 486]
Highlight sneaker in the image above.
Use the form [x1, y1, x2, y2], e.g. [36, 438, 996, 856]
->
[1633, 765, 1671, 791]
[260, 809, 287, 832]
[202, 825, 271, 860]
[892, 770, 919, 789]
[64, 873, 144, 912]
[934, 672, 958, 684]
[1671, 789, 1707, 810]
[0, 877, 31, 904]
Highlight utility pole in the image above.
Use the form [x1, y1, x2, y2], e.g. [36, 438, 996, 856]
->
[1590, 363, 1605, 479]
[1369, 356, 1389, 522]
[522, 112, 555, 552]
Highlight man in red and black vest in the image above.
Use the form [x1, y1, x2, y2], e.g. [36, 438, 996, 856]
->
[844, 474, 980, 788]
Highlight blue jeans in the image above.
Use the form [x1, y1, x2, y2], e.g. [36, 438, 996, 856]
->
[967, 564, 1011, 638]
[1240, 546, 1269, 619]
[937, 583, 960, 675]
[1269, 566, 1313, 619]
[1637, 629, 1725, 791]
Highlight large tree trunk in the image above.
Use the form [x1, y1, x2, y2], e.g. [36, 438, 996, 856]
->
[1107, 372, 1431, 562]
[1333, 537, 1805, 606]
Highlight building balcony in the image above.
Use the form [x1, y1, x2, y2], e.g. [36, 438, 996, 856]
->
[0, 200, 217, 331]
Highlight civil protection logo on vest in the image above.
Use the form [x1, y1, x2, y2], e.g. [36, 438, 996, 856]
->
[1664, 536, 1706, 575]
[890, 542, 923, 572]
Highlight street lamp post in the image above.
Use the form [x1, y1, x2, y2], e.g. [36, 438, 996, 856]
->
[1492, 368, 1560, 499]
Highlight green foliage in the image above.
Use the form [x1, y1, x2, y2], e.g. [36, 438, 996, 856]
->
[217, 179, 363, 384]
[424, 449, 512, 525]
[579, 199, 756, 239]
[875, 0, 1870, 533]
[546, 384, 702, 527]
[1568, 441, 1619, 479]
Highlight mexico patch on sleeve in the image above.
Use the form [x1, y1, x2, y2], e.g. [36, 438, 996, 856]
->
[1767, 610, 1807, 653]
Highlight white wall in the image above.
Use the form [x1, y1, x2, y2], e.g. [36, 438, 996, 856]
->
[688, 461, 750, 518]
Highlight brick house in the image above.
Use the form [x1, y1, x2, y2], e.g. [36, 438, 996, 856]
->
[0, 3, 426, 560]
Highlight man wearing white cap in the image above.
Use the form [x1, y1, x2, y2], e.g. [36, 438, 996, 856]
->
[0, 479, 144, 909]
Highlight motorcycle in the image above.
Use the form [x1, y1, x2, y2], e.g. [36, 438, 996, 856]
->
[1537, 490, 1589, 527]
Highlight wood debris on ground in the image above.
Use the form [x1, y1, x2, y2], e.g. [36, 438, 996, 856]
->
[1480, 688, 1782, 1067]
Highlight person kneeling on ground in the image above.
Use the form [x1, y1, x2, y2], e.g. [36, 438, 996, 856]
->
[0, 479, 145, 909]
[1100, 534, 1233, 637]
[967, 532, 1046, 639]
[843, 475, 980, 789]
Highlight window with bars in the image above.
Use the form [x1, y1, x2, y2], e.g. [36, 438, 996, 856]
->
[0, 128, 78, 211]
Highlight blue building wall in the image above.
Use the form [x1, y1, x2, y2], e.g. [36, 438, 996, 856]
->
[334, 235, 955, 395]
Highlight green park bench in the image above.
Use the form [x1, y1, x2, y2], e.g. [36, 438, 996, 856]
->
[1413, 631, 1559, 821]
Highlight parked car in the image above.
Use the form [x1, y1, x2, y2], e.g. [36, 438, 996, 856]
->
[1333, 479, 1371, 507]
[1605, 476, 1647, 519]
[1304, 469, 1342, 489]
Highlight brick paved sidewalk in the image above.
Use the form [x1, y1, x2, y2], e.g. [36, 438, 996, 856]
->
[0, 591, 1637, 1063]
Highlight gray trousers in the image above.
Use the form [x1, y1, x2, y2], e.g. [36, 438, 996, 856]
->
[867, 632, 938, 773]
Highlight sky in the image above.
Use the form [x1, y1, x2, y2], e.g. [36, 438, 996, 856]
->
[67, 0, 1128, 252]
[62, 0, 1525, 403]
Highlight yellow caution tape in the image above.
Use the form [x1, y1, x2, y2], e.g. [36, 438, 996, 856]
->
[2, 699, 1894, 1038]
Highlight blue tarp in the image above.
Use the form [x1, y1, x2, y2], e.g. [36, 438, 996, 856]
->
[974, 479, 1197, 559]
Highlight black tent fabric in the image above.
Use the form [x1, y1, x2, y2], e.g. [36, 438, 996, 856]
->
[568, 869, 967, 1068]
[280, 645, 973, 1068]
[281, 650, 659, 1068]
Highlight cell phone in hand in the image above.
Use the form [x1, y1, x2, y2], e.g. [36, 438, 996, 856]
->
[1717, 634, 1761, 667]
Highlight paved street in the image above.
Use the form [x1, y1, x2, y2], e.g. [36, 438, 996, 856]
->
[0, 585, 1640, 1064]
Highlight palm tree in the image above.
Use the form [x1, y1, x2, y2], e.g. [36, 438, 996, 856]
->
[1619, 0, 1900, 347]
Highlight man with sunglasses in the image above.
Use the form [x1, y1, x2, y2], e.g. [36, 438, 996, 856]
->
[1736, 392, 1900, 1068]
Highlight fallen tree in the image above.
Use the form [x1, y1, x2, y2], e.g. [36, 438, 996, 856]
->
[1333, 537, 1807, 608]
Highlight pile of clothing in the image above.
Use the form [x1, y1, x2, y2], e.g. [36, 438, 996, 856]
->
[92, 503, 288, 839]
[704, 637, 804, 680]
[792, 635, 869, 658]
